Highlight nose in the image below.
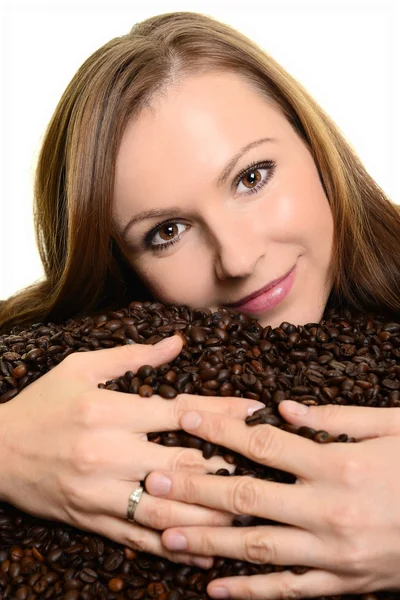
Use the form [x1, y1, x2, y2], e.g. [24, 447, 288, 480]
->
[212, 216, 264, 280]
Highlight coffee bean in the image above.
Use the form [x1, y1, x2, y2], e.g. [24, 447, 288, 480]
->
[137, 365, 154, 379]
[103, 552, 123, 572]
[157, 384, 178, 399]
[139, 384, 154, 397]
[189, 327, 207, 344]
[0, 302, 398, 599]
[64, 591, 81, 600]
[79, 567, 97, 583]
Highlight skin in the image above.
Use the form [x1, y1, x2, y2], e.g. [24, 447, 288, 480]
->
[112, 71, 400, 597]
[113, 71, 334, 329]
[146, 406, 400, 598]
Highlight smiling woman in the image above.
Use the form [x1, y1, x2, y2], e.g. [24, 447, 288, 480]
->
[0, 10, 400, 600]
[112, 72, 333, 328]
[0, 10, 399, 333]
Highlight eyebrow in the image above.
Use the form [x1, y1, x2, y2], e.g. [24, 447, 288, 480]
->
[120, 136, 277, 240]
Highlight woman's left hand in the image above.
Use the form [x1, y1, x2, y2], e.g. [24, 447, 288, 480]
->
[145, 401, 400, 599]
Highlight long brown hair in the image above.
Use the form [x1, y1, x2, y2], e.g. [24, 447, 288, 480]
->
[1, 11, 399, 334]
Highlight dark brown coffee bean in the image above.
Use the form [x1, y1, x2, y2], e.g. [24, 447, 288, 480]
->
[202, 442, 217, 459]
[103, 551, 123, 572]
[314, 430, 335, 443]
[79, 567, 97, 583]
[10, 547, 24, 561]
[11, 364, 28, 379]
[136, 365, 154, 379]
[139, 384, 154, 397]
[9, 560, 22, 578]
[199, 367, 218, 381]
[297, 426, 317, 439]
[25, 348, 45, 361]
[189, 327, 207, 344]
[1, 302, 398, 597]
[47, 548, 63, 563]
[157, 384, 178, 399]
[63, 591, 81, 600]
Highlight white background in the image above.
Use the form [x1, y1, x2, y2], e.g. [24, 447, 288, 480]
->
[0, 0, 399, 300]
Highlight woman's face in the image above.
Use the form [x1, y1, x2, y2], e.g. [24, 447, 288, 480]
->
[113, 71, 334, 328]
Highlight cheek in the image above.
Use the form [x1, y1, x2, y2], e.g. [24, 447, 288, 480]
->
[133, 253, 212, 305]
[264, 166, 334, 252]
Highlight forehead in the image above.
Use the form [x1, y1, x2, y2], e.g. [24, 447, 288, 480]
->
[117, 71, 288, 161]
[113, 72, 292, 218]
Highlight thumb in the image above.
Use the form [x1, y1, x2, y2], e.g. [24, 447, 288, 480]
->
[278, 400, 400, 440]
[73, 334, 183, 383]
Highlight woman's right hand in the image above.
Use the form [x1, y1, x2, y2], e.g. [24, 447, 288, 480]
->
[0, 335, 262, 567]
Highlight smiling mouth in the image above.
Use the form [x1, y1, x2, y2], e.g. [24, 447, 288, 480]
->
[224, 266, 295, 308]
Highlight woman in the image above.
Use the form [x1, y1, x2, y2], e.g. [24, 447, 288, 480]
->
[0, 10, 399, 599]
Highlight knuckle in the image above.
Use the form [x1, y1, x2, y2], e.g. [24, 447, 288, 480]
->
[69, 436, 99, 475]
[246, 425, 277, 464]
[340, 538, 370, 574]
[210, 510, 232, 526]
[171, 394, 191, 422]
[172, 448, 203, 473]
[57, 475, 90, 515]
[278, 578, 302, 599]
[196, 530, 215, 555]
[338, 455, 366, 488]
[146, 502, 172, 530]
[126, 531, 149, 554]
[325, 500, 360, 534]
[243, 530, 276, 564]
[231, 477, 259, 515]
[73, 393, 100, 429]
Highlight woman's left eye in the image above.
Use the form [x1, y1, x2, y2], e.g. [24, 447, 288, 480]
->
[234, 159, 277, 196]
[143, 159, 277, 252]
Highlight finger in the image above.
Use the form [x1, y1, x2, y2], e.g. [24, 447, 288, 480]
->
[80, 512, 213, 570]
[124, 488, 233, 530]
[177, 410, 326, 480]
[146, 471, 317, 530]
[81, 477, 234, 526]
[91, 390, 264, 432]
[279, 401, 400, 439]
[63, 334, 183, 383]
[161, 525, 323, 568]
[206, 569, 350, 600]
[126, 440, 237, 478]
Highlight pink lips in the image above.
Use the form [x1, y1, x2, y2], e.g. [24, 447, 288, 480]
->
[226, 265, 296, 315]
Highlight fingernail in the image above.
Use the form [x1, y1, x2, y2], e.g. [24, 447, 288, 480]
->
[247, 401, 265, 416]
[282, 400, 309, 415]
[147, 474, 171, 495]
[164, 532, 187, 550]
[181, 411, 202, 430]
[209, 587, 229, 598]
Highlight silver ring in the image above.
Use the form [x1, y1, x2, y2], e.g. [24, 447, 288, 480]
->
[127, 485, 144, 522]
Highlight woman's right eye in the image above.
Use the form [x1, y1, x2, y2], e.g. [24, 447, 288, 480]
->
[144, 221, 188, 251]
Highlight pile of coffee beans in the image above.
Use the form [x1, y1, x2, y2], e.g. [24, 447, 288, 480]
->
[0, 300, 399, 599]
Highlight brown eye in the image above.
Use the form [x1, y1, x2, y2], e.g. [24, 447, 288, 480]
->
[159, 223, 179, 241]
[146, 221, 188, 250]
[241, 169, 262, 189]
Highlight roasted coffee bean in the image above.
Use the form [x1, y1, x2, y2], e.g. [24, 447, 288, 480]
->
[136, 364, 154, 379]
[139, 384, 154, 397]
[103, 552, 123, 572]
[157, 384, 178, 399]
[0, 303, 398, 599]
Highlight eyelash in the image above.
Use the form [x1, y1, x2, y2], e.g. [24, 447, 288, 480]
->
[143, 159, 277, 252]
